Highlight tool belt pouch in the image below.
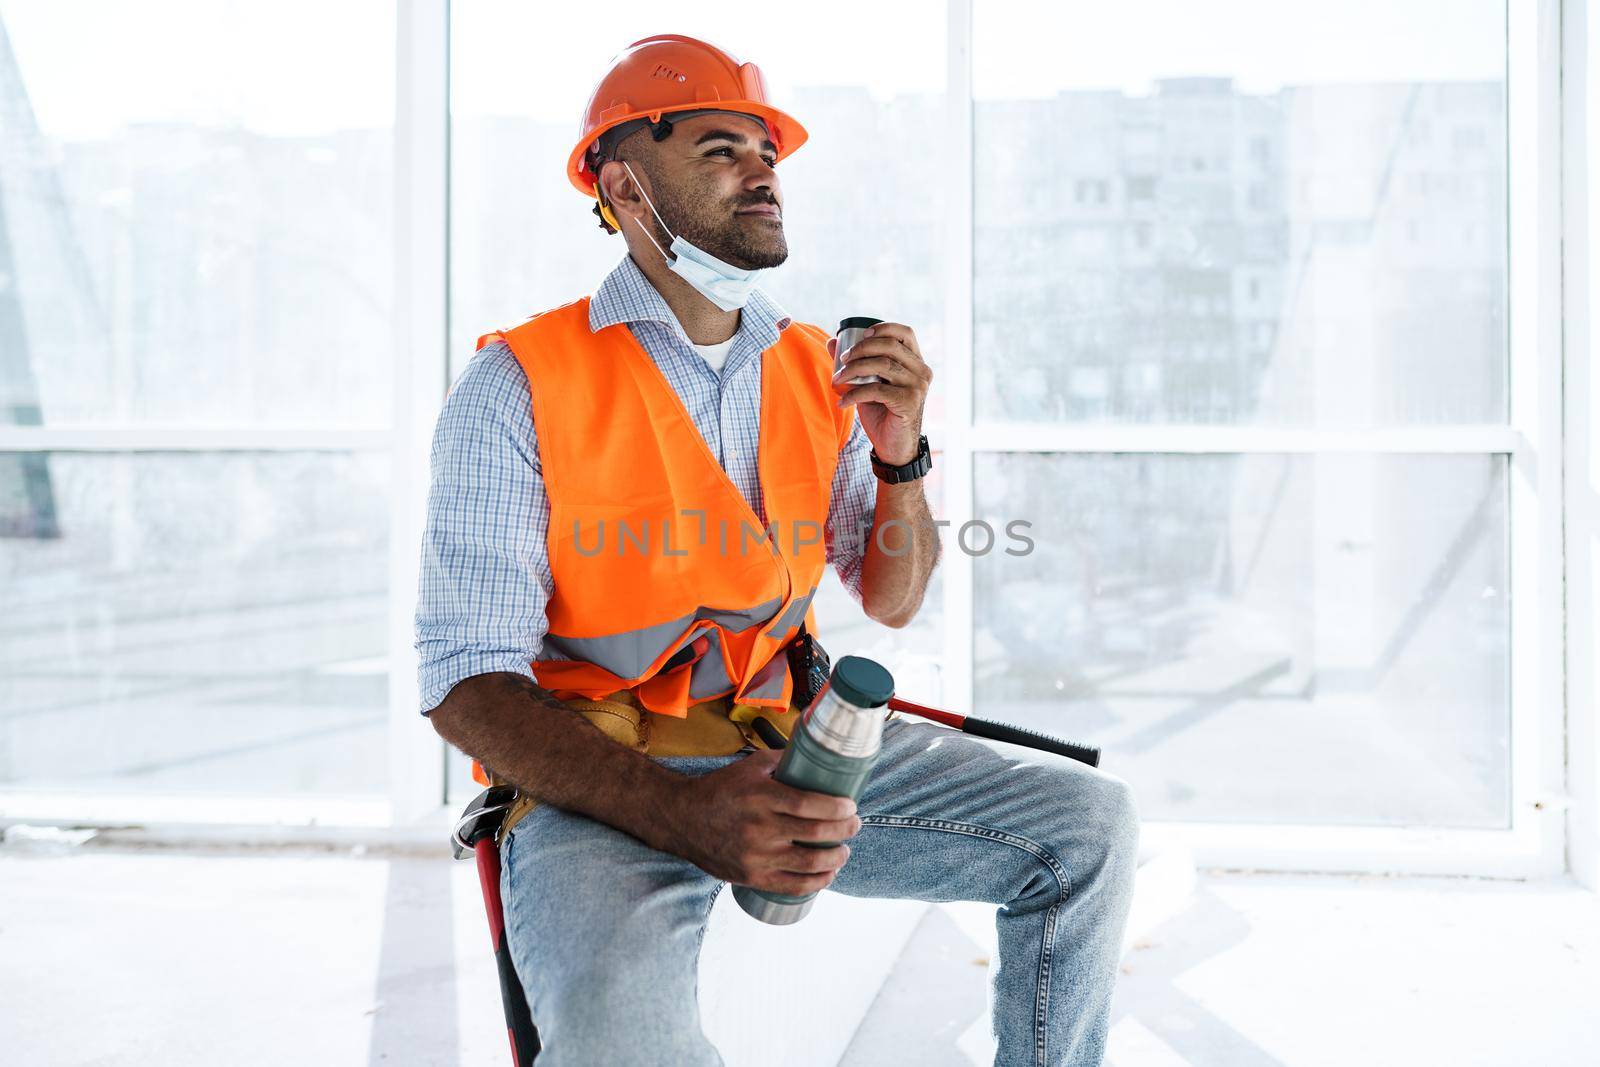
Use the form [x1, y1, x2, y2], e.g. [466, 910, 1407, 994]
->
[492, 688, 803, 845]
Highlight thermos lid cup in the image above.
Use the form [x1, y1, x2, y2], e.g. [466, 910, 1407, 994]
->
[837, 316, 884, 332]
[829, 655, 895, 709]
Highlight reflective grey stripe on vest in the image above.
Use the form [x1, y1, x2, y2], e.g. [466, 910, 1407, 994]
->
[692, 584, 818, 701]
[541, 596, 785, 680]
[738, 647, 790, 702]
[766, 585, 817, 641]
[688, 628, 736, 699]
[740, 584, 818, 700]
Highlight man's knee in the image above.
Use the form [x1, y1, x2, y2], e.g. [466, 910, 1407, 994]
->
[1096, 773, 1142, 868]
[1040, 766, 1141, 881]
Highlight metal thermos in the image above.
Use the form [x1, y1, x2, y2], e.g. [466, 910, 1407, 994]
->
[732, 655, 895, 926]
[835, 316, 887, 385]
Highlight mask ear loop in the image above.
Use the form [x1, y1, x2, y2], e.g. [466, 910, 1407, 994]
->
[618, 160, 678, 265]
[593, 161, 658, 253]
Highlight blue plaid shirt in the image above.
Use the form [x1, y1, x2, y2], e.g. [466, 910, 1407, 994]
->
[415, 254, 878, 714]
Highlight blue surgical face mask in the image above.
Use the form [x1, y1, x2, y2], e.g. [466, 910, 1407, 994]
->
[620, 160, 769, 312]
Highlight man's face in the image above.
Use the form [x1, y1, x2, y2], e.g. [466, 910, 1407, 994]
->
[618, 112, 788, 271]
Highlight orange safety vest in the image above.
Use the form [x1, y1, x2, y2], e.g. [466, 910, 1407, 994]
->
[475, 297, 854, 718]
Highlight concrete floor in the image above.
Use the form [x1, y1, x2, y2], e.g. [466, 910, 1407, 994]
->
[2, 830, 1596, 1067]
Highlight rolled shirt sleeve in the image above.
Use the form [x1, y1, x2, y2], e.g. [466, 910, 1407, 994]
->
[825, 417, 878, 602]
[414, 341, 553, 715]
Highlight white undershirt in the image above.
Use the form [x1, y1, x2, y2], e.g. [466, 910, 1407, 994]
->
[690, 336, 736, 375]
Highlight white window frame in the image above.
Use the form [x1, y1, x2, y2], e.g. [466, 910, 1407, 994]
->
[1564, 0, 1600, 892]
[1, 1, 1591, 887]
[388, 0, 452, 825]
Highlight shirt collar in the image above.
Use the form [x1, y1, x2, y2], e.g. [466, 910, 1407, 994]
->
[587, 253, 792, 352]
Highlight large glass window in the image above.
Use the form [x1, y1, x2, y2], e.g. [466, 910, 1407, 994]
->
[0, 2, 394, 797]
[0, 2, 395, 428]
[1, 2, 1541, 848]
[971, 0, 1511, 827]
[0, 452, 390, 795]
[974, 452, 1508, 826]
[973, 0, 1507, 427]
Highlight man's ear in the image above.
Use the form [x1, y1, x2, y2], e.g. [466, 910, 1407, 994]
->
[598, 159, 642, 224]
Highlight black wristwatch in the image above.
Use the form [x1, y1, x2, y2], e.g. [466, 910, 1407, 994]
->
[870, 434, 932, 484]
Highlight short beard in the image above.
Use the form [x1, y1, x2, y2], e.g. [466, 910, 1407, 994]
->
[645, 165, 788, 271]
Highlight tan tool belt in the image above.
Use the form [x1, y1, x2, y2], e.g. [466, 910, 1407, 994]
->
[489, 690, 803, 844]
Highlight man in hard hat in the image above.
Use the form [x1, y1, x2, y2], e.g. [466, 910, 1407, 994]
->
[419, 33, 1139, 1067]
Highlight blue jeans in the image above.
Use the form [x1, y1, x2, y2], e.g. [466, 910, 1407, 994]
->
[500, 717, 1141, 1066]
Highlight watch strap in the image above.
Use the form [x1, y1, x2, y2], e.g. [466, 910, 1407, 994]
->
[870, 434, 932, 484]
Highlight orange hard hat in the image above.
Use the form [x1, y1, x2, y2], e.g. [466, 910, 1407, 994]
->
[567, 34, 809, 202]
